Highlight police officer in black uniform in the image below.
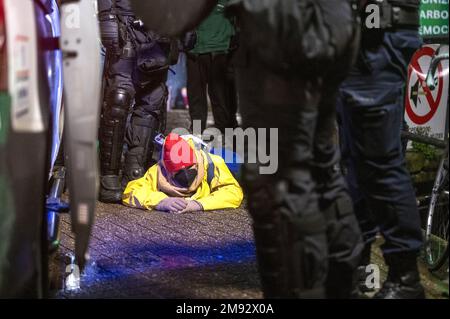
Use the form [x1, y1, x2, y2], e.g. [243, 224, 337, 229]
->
[337, 0, 425, 298]
[128, 0, 364, 298]
[228, 0, 364, 298]
[98, 0, 172, 202]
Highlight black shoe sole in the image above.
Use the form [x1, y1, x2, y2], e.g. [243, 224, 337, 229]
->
[99, 191, 122, 203]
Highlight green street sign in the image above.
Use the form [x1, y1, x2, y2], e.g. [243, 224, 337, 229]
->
[420, 0, 449, 38]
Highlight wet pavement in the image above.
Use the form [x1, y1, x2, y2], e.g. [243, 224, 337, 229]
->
[52, 110, 261, 299]
[51, 110, 448, 299]
[52, 202, 448, 299]
[53, 201, 262, 299]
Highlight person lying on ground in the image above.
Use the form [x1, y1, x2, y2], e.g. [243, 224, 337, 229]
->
[122, 133, 243, 213]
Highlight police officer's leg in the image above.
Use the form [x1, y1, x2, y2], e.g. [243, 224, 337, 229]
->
[349, 99, 424, 298]
[342, 42, 424, 297]
[312, 83, 364, 298]
[343, 158, 378, 295]
[337, 91, 379, 295]
[226, 58, 239, 129]
[99, 47, 135, 203]
[186, 53, 209, 134]
[208, 53, 232, 134]
[237, 58, 328, 298]
[123, 82, 168, 186]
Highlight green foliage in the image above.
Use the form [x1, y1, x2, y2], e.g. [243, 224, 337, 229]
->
[412, 141, 440, 161]
[410, 127, 440, 161]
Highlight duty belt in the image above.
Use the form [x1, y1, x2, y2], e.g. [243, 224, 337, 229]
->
[364, 0, 420, 29]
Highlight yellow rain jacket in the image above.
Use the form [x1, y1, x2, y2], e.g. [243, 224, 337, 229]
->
[122, 148, 244, 211]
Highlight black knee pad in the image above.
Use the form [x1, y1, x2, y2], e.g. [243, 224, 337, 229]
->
[106, 88, 133, 117]
[249, 180, 328, 298]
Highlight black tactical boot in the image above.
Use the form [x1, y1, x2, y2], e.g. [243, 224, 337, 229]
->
[374, 253, 425, 299]
[100, 175, 123, 203]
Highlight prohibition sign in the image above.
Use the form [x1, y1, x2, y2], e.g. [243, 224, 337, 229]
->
[405, 46, 444, 125]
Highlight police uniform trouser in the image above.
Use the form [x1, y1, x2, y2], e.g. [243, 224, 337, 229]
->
[337, 29, 423, 256]
[186, 52, 235, 134]
[99, 24, 168, 182]
[235, 2, 364, 298]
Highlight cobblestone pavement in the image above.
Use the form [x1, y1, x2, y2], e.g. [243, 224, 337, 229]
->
[53, 110, 262, 299]
[51, 110, 448, 299]
[53, 202, 262, 299]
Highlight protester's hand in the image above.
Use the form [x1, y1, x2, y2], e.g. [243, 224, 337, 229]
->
[178, 200, 203, 214]
[156, 197, 188, 213]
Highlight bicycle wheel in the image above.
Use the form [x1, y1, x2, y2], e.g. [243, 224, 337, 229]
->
[425, 156, 449, 272]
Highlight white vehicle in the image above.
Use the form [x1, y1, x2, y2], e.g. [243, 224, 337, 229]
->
[0, 0, 101, 298]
